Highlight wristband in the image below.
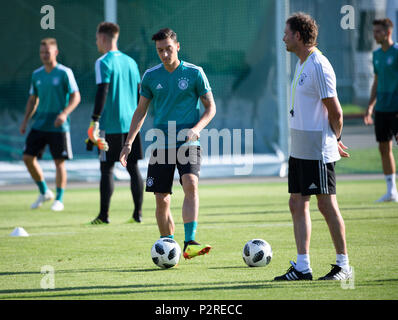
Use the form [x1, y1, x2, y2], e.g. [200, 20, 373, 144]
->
[337, 136, 341, 142]
[124, 143, 132, 147]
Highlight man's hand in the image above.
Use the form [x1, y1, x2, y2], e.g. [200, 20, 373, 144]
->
[338, 140, 350, 158]
[54, 112, 67, 128]
[119, 145, 132, 167]
[363, 109, 374, 125]
[185, 128, 200, 142]
[87, 120, 109, 151]
[19, 121, 28, 135]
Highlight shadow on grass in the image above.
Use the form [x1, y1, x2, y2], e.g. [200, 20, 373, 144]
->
[0, 279, 330, 299]
[2, 278, 398, 299]
[0, 266, 165, 277]
[201, 204, 398, 217]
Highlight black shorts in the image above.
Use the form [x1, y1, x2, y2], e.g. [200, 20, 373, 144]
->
[99, 132, 143, 163]
[23, 129, 73, 160]
[374, 111, 398, 143]
[288, 157, 336, 195]
[145, 146, 201, 194]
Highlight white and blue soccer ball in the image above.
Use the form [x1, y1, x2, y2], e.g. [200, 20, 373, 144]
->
[242, 239, 272, 267]
[151, 238, 181, 269]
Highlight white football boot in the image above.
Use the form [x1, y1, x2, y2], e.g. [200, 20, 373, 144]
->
[375, 192, 398, 203]
[51, 200, 64, 212]
[31, 190, 54, 209]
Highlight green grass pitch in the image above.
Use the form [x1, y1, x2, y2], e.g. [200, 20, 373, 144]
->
[0, 179, 397, 300]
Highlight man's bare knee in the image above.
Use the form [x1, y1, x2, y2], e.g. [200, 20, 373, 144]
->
[155, 193, 171, 208]
[23, 154, 35, 164]
[289, 194, 310, 215]
[181, 174, 198, 195]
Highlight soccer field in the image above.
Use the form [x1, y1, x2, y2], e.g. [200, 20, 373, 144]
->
[0, 179, 397, 300]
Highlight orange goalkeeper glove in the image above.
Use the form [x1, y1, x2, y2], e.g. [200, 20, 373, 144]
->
[87, 121, 109, 151]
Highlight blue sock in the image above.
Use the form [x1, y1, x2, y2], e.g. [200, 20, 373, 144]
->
[161, 235, 174, 239]
[184, 221, 197, 242]
[56, 187, 64, 202]
[35, 180, 48, 195]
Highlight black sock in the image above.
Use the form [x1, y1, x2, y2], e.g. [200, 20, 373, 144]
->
[127, 160, 143, 217]
[99, 161, 115, 220]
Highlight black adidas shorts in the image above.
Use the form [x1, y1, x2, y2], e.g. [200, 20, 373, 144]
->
[145, 146, 201, 194]
[374, 111, 398, 143]
[24, 129, 73, 160]
[99, 132, 143, 163]
[288, 157, 336, 195]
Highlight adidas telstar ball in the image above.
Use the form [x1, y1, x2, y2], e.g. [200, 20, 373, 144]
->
[151, 238, 181, 269]
[242, 239, 272, 267]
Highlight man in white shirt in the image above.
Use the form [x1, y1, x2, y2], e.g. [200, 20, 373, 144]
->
[274, 12, 352, 281]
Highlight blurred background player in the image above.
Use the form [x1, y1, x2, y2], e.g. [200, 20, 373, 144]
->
[119, 28, 216, 259]
[20, 38, 81, 211]
[274, 13, 352, 281]
[88, 22, 144, 225]
[364, 18, 398, 203]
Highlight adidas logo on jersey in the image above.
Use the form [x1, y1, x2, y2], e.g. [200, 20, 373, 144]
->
[308, 183, 318, 190]
[156, 84, 163, 90]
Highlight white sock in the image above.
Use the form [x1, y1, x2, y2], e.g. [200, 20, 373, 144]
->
[296, 254, 311, 273]
[336, 254, 350, 271]
[385, 174, 397, 195]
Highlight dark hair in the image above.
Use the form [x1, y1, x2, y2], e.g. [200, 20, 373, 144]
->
[373, 18, 394, 30]
[286, 12, 318, 46]
[40, 38, 57, 47]
[152, 28, 178, 42]
[97, 22, 120, 38]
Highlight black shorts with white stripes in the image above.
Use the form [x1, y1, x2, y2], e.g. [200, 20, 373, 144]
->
[24, 129, 73, 160]
[288, 156, 336, 195]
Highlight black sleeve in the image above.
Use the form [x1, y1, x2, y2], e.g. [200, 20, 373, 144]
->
[92, 83, 109, 121]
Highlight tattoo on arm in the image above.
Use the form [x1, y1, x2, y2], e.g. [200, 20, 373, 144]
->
[200, 92, 214, 106]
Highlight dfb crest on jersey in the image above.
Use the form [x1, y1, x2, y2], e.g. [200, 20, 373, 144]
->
[299, 73, 307, 86]
[178, 77, 189, 90]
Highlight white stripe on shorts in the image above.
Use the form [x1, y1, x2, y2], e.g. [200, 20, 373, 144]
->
[65, 131, 73, 159]
[318, 161, 328, 194]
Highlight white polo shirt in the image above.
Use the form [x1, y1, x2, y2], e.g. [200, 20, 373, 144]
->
[289, 49, 340, 163]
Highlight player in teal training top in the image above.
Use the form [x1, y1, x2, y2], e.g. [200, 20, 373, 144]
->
[119, 28, 216, 259]
[20, 38, 81, 212]
[139, 59, 210, 149]
[88, 22, 144, 225]
[364, 18, 398, 202]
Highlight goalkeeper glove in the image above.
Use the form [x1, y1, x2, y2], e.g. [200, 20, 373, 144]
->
[87, 121, 109, 151]
[88, 120, 99, 142]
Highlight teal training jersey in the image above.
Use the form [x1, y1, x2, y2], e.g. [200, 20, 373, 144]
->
[140, 60, 211, 148]
[373, 43, 398, 112]
[95, 50, 141, 134]
[29, 64, 79, 132]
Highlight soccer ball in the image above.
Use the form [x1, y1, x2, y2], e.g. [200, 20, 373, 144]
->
[151, 238, 181, 269]
[242, 239, 272, 267]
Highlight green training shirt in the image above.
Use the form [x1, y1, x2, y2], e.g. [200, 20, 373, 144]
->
[373, 43, 398, 112]
[95, 50, 141, 134]
[140, 60, 211, 148]
[29, 63, 79, 132]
